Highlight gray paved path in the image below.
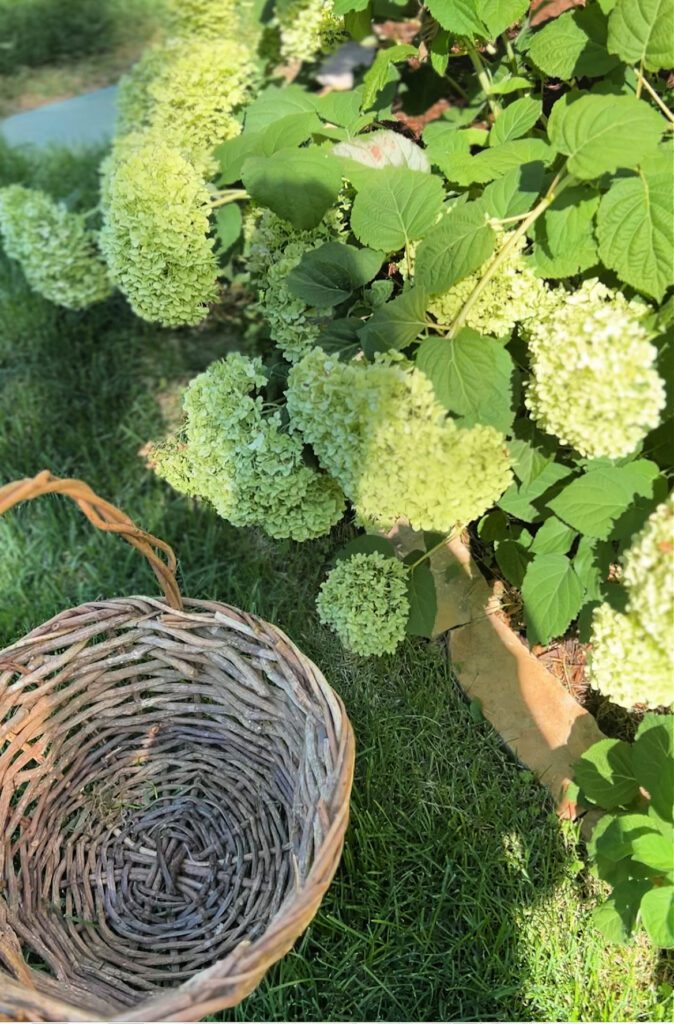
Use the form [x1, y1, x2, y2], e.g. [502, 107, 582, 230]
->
[1, 85, 118, 147]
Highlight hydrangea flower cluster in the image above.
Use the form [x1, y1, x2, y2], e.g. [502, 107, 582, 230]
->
[99, 139, 219, 326]
[316, 552, 410, 656]
[116, 38, 258, 172]
[524, 280, 665, 459]
[151, 354, 345, 540]
[0, 185, 112, 310]
[287, 348, 512, 531]
[428, 233, 554, 337]
[245, 208, 346, 363]
[276, 0, 347, 64]
[589, 494, 674, 709]
[164, 0, 240, 37]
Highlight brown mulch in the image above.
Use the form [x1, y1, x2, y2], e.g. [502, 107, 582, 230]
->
[533, 638, 590, 704]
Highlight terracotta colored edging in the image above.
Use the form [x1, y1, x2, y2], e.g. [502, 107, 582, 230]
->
[391, 526, 604, 816]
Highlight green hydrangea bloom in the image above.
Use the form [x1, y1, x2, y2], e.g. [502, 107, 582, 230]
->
[245, 208, 346, 363]
[524, 280, 665, 459]
[428, 233, 555, 337]
[0, 185, 112, 310]
[589, 495, 674, 709]
[99, 137, 219, 326]
[116, 38, 258, 172]
[152, 354, 345, 540]
[316, 552, 410, 656]
[276, 0, 347, 63]
[164, 0, 239, 37]
[287, 348, 512, 532]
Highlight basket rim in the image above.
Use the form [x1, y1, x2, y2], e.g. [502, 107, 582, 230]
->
[0, 596, 356, 1023]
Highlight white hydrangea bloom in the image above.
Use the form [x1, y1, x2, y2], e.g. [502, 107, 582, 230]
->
[589, 495, 674, 709]
[277, 0, 347, 64]
[524, 280, 665, 459]
[428, 233, 555, 337]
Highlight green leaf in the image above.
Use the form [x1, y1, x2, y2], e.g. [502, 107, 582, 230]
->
[633, 715, 674, 823]
[631, 830, 674, 873]
[350, 166, 445, 251]
[480, 161, 545, 219]
[425, 0, 486, 36]
[528, 6, 619, 80]
[406, 563, 438, 637]
[592, 813, 657, 861]
[361, 287, 429, 355]
[521, 553, 584, 644]
[548, 462, 660, 539]
[574, 739, 639, 808]
[334, 534, 397, 560]
[416, 328, 515, 432]
[640, 885, 674, 947]
[498, 461, 573, 522]
[242, 148, 342, 230]
[287, 242, 383, 307]
[333, 0, 369, 12]
[596, 155, 674, 302]
[438, 138, 553, 186]
[573, 536, 606, 601]
[429, 28, 451, 75]
[530, 516, 577, 555]
[488, 75, 534, 95]
[477, 0, 529, 36]
[316, 318, 364, 359]
[592, 881, 651, 942]
[495, 539, 532, 587]
[507, 433, 554, 488]
[530, 183, 600, 278]
[415, 203, 495, 294]
[213, 203, 242, 255]
[608, 0, 674, 71]
[478, 508, 509, 542]
[244, 84, 317, 132]
[490, 97, 542, 145]
[334, 129, 430, 173]
[361, 44, 417, 110]
[547, 92, 664, 179]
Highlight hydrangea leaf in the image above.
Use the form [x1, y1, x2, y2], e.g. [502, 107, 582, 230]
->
[596, 155, 674, 301]
[287, 242, 383, 307]
[316, 318, 364, 360]
[640, 886, 674, 947]
[547, 92, 664, 179]
[549, 462, 660, 538]
[334, 130, 430, 173]
[489, 97, 542, 145]
[333, 0, 369, 12]
[438, 138, 553, 186]
[480, 161, 545, 219]
[530, 183, 600, 278]
[477, 0, 528, 36]
[415, 203, 495, 294]
[495, 538, 533, 587]
[498, 460, 572, 522]
[607, 0, 674, 71]
[213, 203, 242, 255]
[574, 738, 638, 808]
[406, 563, 438, 637]
[573, 535, 607, 601]
[633, 715, 674, 822]
[242, 147, 343, 230]
[350, 166, 445, 251]
[631, 830, 674, 873]
[521, 552, 584, 644]
[527, 6, 619, 79]
[360, 287, 429, 355]
[530, 516, 577, 555]
[416, 328, 515, 432]
[334, 535, 397, 560]
[244, 84, 317, 131]
[425, 0, 486, 36]
[361, 44, 417, 110]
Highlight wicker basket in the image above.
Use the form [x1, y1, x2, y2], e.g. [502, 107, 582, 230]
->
[0, 472, 355, 1023]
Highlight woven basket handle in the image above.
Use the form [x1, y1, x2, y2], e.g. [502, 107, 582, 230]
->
[0, 470, 183, 611]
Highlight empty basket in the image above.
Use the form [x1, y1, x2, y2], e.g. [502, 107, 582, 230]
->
[0, 472, 354, 1022]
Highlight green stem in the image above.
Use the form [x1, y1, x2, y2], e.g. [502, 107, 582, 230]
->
[407, 531, 456, 572]
[210, 189, 248, 208]
[501, 32, 517, 73]
[448, 168, 574, 338]
[466, 42, 500, 116]
[445, 71, 470, 103]
[635, 66, 674, 125]
[636, 58, 644, 99]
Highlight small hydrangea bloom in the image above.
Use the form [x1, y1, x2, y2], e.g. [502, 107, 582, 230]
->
[245, 208, 347, 363]
[152, 354, 345, 540]
[0, 185, 112, 310]
[276, 0, 347, 63]
[589, 495, 674, 709]
[316, 552, 410, 656]
[287, 348, 512, 532]
[164, 0, 239, 37]
[428, 233, 555, 337]
[524, 279, 665, 459]
[100, 138, 219, 326]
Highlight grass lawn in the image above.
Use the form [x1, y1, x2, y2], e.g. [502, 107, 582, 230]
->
[0, 143, 672, 1023]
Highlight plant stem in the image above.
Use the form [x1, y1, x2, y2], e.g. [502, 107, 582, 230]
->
[407, 531, 456, 572]
[445, 72, 470, 103]
[466, 42, 500, 116]
[636, 58, 644, 99]
[448, 169, 574, 338]
[210, 189, 248, 208]
[501, 32, 517, 73]
[635, 66, 674, 125]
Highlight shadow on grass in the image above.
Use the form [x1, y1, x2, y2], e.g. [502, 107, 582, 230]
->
[0, 151, 668, 1023]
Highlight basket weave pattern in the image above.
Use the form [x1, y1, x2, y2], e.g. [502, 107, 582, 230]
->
[0, 474, 354, 1022]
